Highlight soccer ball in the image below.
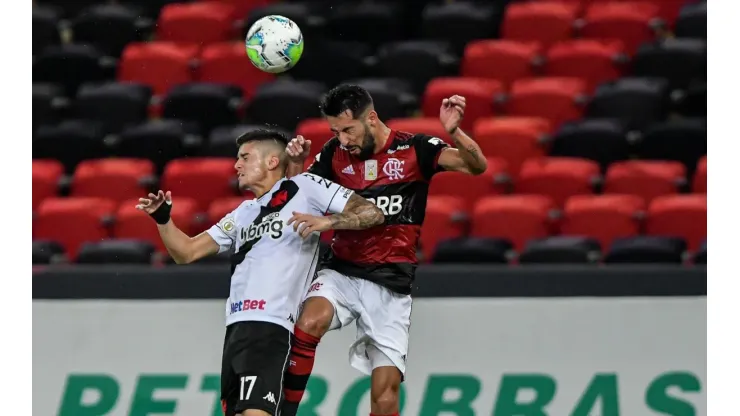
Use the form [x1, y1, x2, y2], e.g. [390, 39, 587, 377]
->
[245, 15, 304, 74]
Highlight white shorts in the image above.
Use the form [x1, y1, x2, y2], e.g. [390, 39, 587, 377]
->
[304, 269, 412, 376]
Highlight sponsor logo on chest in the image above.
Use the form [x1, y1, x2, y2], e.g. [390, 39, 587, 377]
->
[240, 212, 284, 242]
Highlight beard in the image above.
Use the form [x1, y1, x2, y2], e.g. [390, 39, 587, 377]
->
[355, 126, 376, 160]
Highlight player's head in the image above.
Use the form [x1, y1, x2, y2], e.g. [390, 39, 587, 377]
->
[320, 84, 380, 160]
[234, 129, 289, 191]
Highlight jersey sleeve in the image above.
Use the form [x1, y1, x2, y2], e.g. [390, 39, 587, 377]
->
[414, 134, 451, 180]
[295, 173, 354, 214]
[206, 210, 239, 254]
[306, 139, 338, 180]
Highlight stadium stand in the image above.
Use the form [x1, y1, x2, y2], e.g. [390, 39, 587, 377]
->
[32, 0, 706, 266]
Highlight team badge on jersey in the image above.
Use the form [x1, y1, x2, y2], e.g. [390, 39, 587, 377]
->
[269, 190, 289, 208]
[383, 158, 405, 181]
[219, 217, 235, 233]
[365, 160, 378, 180]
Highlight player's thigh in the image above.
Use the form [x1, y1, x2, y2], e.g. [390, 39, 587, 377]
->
[221, 321, 292, 416]
[302, 269, 360, 332]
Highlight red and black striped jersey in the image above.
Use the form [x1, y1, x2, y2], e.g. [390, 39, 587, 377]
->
[307, 130, 450, 294]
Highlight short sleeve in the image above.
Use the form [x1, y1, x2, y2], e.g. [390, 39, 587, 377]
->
[295, 173, 354, 214]
[306, 139, 339, 180]
[206, 211, 238, 254]
[414, 134, 451, 180]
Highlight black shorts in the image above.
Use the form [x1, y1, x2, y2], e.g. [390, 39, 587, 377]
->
[220, 321, 293, 416]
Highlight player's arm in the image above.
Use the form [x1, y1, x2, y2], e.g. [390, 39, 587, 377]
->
[327, 192, 384, 231]
[437, 128, 488, 175]
[136, 191, 220, 264]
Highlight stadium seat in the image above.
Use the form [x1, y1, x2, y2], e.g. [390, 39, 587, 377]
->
[75, 82, 152, 133]
[114, 198, 199, 252]
[694, 240, 706, 265]
[472, 117, 552, 174]
[115, 120, 202, 173]
[429, 157, 510, 209]
[470, 195, 556, 250]
[580, 2, 662, 55]
[71, 159, 155, 202]
[208, 197, 252, 225]
[34, 197, 116, 259]
[33, 83, 66, 132]
[245, 80, 325, 131]
[33, 160, 64, 211]
[345, 78, 418, 120]
[288, 40, 372, 88]
[502, 2, 579, 49]
[118, 42, 199, 97]
[647, 194, 706, 251]
[33, 45, 114, 96]
[544, 39, 627, 92]
[504, 77, 587, 128]
[676, 80, 706, 117]
[516, 157, 600, 206]
[206, 0, 271, 20]
[162, 83, 243, 134]
[585, 77, 670, 130]
[295, 119, 332, 160]
[37, 0, 107, 18]
[549, 118, 629, 169]
[675, 1, 706, 40]
[161, 158, 238, 210]
[419, 2, 502, 53]
[33, 120, 108, 173]
[632, 39, 706, 91]
[245, 2, 324, 41]
[461, 40, 542, 87]
[432, 237, 513, 264]
[519, 236, 601, 264]
[77, 240, 156, 264]
[327, 2, 404, 47]
[636, 118, 707, 174]
[422, 78, 504, 131]
[387, 118, 452, 145]
[374, 41, 459, 95]
[72, 4, 149, 57]
[32, 240, 66, 265]
[33, 6, 61, 56]
[560, 194, 644, 250]
[693, 156, 706, 193]
[419, 196, 468, 261]
[198, 42, 275, 99]
[605, 236, 686, 264]
[156, 2, 237, 44]
[646, 0, 691, 24]
[604, 161, 686, 202]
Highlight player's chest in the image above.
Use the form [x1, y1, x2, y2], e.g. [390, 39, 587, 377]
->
[334, 147, 422, 189]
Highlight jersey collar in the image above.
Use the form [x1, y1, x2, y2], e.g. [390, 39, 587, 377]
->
[255, 177, 287, 203]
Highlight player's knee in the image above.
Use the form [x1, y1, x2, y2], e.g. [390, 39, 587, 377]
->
[370, 381, 400, 413]
[295, 297, 334, 338]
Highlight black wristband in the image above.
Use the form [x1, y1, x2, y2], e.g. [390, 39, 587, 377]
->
[150, 200, 172, 225]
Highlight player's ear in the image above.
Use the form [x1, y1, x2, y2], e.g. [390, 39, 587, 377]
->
[366, 110, 378, 127]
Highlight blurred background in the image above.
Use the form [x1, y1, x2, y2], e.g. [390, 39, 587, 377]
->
[32, 0, 706, 415]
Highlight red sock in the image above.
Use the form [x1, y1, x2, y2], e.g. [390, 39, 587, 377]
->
[282, 327, 321, 413]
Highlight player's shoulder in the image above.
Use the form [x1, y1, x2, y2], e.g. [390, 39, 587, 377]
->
[291, 172, 332, 187]
[393, 131, 442, 146]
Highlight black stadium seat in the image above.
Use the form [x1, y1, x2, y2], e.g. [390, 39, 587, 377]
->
[519, 236, 601, 264]
[33, 120, 108, 173]
[636, 118, 707, 175]
[632, 39, 706, 91]
[605, 236, 686, 264]
[676, 80, 706, 117]
[549, 119, 629, 170]
[72, 4, 151, 57]
[162, 83, 243, 135]
[75, 82, 152, 133]
[245, 80, 325, 131]
[33, 6, 61, 56]
[115, 120, 202, 172]
[327, 2, 404, 47]
[289, 40, 372, 87]
[694, 240, 706, 265]
[420, 1, 502, 54]
[205, 125, 293, 157]
[77, 240, 155, 264]
[432, 237, 513, 264]
[33, 83, 67, 133]
[342, 78, 418, 120]
[246, 2, 323, 40]
[373, 41, 459, 94]
[675, 1, 706, 40]
[32, 44, 116, 96]
[32, 240, 66, 265]
[585, 77, 671, 131]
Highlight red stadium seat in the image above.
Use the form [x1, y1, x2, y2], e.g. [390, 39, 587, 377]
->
[208, 197, 253, 224]
[502, 2, 580, 49]
[387, 118, 452, 145]
[473, 117, 552, 175]
[420, 196, 468, 262]
[504, 77, 587, 128]
[71, 159, 155, 203]
[644, 0, 687, 24]
[161, 158, 238, 210]
[544, 39, 626, 92]
[471, 195, 556, 251]
[561, 194, 645, 250]
[157, 2, 237, 44]
[604, 160, 686, 202]
[580, 2, 661, 55]
[34, 197, 116, 259]
[647, 194, 706, 251]
[461, 40, 542, 86]
[33, 160, 63, 211]
[199, 42, 275, 99]
[422, 78, 504, 131]
[295, 118, 333, 163]
[118, 42, 199, 96]
[693, 156, 706, 193]
[114, 198, 198, 252]
[516, 157, 600, 206]
[429, 157, 509, 209]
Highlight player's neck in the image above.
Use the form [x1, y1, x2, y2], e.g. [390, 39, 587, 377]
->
[251, 173, 285, 200]
[372, 123, 392, 154]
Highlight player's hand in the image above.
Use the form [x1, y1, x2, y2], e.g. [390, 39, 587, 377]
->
[287, 212, 333, 238]
[439, 95, 466, 134]
[136, 190, 172, 214]
[286, 135, 312, 164]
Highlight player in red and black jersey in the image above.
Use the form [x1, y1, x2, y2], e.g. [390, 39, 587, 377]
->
[281, 84, 487, 416]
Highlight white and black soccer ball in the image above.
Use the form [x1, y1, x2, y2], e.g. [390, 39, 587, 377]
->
[245, 15, 304, 74]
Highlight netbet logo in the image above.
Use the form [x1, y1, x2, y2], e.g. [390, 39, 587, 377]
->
[241, 212, 284, 241]
[230, 299, 266, 314]
[367, 195, 403, 216]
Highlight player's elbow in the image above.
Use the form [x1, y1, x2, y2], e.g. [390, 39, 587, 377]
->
[469, 159, 487, 175]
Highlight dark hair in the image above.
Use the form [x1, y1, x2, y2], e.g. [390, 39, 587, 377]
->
[319, 84, 373, 118]
[235, 128, 289, 147]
